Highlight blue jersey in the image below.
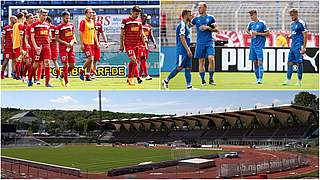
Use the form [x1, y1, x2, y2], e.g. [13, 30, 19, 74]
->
[176, 20, 191, 56]
[247, 20, 269, 49]
[191, 14, 216, 44]
[290, 19, 307, 50]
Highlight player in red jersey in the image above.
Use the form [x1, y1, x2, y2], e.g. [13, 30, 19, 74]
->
[32, 13, 43, 84]
[56, 11, 77, 87]
[22, 13, 34, 83]
[28, 9, 52, 87]
[139, 13, 157, 81]
[12, 12, 26, 81]
[25, 14, 36, 84]
[79, 8, 97, 81]
[1, 16, 17, 79]
[46, 16, 60, 79]
[91, 11, 109, 79]
[120, 5, 147, 85]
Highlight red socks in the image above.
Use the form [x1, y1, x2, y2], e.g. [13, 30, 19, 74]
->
[45, 67, 50, 85]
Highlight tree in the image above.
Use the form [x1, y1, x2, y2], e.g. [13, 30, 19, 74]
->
[293, 91, 319, 110]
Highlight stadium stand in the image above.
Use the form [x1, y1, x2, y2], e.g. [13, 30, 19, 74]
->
[161, 0, 319, 46]
[100, 105, 318, 146]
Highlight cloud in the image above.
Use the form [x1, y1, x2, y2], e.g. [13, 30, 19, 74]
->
[272, 99, 281, 105]
[48, 96, 78, 104]
[93, 97, 109, 103]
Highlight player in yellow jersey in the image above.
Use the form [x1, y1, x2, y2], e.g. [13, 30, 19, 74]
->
[12, 12, 26, 80]
[79, 8, 98, 81]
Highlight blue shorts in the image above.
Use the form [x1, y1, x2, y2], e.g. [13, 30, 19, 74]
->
[176, 54, 192, 68]
[288, 49, 303, 63]
[194, 43, 215, 59]
[249, 47, 263, 61]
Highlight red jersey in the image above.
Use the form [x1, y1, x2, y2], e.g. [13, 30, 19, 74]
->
[55, 22, 75, 48]
[25, 24, 34, 49]
[49, 24, 58, 50]
[142, 23, 153, 45]
[30, 21, 50, 46]
[3, 25, 13, 48]
[121, 16, 143, 47]
[94, 22, 104, 44]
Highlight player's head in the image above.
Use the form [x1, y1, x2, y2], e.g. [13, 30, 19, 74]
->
[38, 9, 49, 22]
[61, 11, 70, 23]
[26, 13, 34, 24]
[198, 2, 207, 15]
[131, 5, 141, 19]
[248, 9, 258, 21]
[92, 11, 96, 20]
[85, 8, 94, 19]
[46, 16, 52, 24]
[33, 13, 39, 21]
[181, 9, 192, 22]
[16, 12, 25, 22]
[21, 10, 28, 17]
[10, 16, 17, 25]
[289, 8, 299, 21]
[141, 13, 150, 24]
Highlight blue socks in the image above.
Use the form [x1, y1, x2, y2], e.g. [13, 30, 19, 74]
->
[209, 70, 214, 80]
[185, 69, 192, 87]
[254, 64, 259, 80]
[287, 65, 293, 80]
[258, 64, 264, 80]
[199, 72, 205, 81]
[166, 68, 180, 82]
[297, 64, 303, 81]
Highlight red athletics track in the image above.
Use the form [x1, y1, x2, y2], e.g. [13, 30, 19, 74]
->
[1, 146, 318, 179]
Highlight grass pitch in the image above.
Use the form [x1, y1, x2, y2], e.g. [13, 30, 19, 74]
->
[1, 77, 160, 90]
[1, 145, 226, 172]
[161, 72, 319, 90]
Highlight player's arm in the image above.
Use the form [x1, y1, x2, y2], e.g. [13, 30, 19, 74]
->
[19, 28, 24, 54]
[254, 30, 270, 36]
[149, 28, 157, 48]
[1, 32, 5, 53]
[301, 31, 307, 54]
[55, 28, 68, 46]
[180, 35, 192, 59]
[100, 29, 109, 48]
[31, 30, 40, 54]
[25, 32, 31, 49]
[94, 29, 99, 47]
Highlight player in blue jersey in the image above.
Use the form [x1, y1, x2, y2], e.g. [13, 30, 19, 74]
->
[191, 2, 219, 86]
[246, 9, 270, 84]
[282, 8, 308, 86]
[162, 9, 196, 90]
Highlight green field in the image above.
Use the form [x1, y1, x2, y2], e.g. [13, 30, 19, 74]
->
[161, 72, 319, 90]
[1, 77, 160, 90]
[1, 145, 226, 172]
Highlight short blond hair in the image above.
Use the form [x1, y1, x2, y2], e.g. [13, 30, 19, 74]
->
[289, 8, 298, 14]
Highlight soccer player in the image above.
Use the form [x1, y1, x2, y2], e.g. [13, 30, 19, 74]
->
[56, 11, 77, 87]
[1, 16, 17, 79]
[29, 9, 52, 87]
[46, 16, 60, 79]
[120, 5, 146, 85]
[92, 11, 109, 79]
[282, 8, 307, 86]
[191, 2, 218, 86]
[246, 9, 270, 84]
[23, 13, 34, 83]
[79, 8, 97, 81]
[162, 9, 195, 90]
[139, 13, 157, 80]
[12, 12, 26, 80]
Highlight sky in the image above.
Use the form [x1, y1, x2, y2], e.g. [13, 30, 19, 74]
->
[1, 90, 318, 116]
